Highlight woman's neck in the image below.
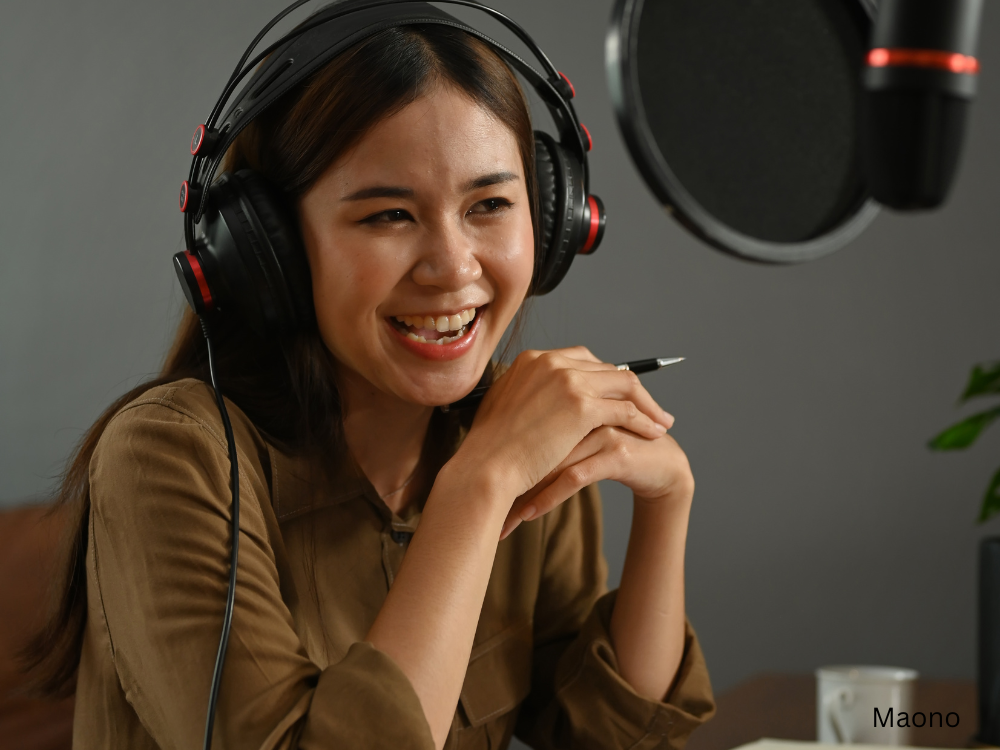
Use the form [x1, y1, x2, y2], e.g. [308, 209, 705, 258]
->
[337, 367, 434, 516]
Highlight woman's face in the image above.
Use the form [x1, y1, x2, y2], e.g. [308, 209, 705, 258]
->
[299, 82, 535, 407]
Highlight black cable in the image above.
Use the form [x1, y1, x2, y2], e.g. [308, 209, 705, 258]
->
[199, 317, 240, 750]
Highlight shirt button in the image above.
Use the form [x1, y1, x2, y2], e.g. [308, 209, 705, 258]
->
[390, 530, 412, 545]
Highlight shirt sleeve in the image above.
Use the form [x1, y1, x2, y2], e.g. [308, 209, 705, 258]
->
[88, 395, 435, 750]
[515, 484, 716, 750]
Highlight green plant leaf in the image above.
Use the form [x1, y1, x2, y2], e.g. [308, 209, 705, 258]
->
[961, 362, 1000, 401]
[928, 405, 1000, 450]
[979, 466, 1000, 523]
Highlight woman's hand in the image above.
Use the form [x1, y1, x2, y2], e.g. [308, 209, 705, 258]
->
[501, 423, 694, 539]
[447, 346, 687, 533]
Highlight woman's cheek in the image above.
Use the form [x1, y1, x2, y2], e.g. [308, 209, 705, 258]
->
[508, 216, 537, 297]
[310, 254, 361, 358]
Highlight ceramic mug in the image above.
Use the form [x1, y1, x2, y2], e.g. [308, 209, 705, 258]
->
[816, 665, 918, 745]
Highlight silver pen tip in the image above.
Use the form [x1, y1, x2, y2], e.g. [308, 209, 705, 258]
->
[657, 357, 685, 368]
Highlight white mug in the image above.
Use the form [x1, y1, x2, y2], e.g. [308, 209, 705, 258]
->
[816, 665, 918, 745]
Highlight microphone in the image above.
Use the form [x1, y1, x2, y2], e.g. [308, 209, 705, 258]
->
[862, 0, 985, 210]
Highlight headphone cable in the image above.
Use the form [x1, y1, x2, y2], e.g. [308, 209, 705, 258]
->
[199, 317, 240, 750]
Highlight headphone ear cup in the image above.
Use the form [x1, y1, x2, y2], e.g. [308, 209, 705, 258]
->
[199, 170, 312, 335]
[230, 170, 314, 328]
[534, 133, 559, 267]
[532, 131, 587, 295]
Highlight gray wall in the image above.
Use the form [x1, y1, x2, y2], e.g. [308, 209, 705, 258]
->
[2, 0, 998, 705]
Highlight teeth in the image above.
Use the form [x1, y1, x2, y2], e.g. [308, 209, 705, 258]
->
[394, 307, 479, 333]
[404, 325, 469, 345]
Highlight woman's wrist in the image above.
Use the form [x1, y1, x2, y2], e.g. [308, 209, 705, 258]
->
[630, 485, 693, 543]
[633, 471, 694, 514]
[434, 454, 515, 525]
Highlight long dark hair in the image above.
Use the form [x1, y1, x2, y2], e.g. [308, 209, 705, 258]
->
[24, 23, 539, 698]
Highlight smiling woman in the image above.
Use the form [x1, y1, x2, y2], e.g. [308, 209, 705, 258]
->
[24, 6, 714, 750]
[300, 84, 534, 388]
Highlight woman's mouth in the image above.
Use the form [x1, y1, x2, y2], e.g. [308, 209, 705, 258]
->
[386, 305, 485, 361]
[389, 306, 479, 345]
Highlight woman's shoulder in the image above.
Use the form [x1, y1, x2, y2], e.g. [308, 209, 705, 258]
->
[97, 377, 269, 469]
[90, 378, 276, 520]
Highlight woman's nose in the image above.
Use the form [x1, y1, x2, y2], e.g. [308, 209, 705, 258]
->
[410, 221, 482, 290]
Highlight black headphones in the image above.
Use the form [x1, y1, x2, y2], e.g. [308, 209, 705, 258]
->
[173, 0, 606, 338]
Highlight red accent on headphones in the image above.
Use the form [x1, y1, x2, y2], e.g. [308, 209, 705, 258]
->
[558, 71, 576, 98]
[582, 195, 601, 253]
[867, 48, 980, 74]
[185, 251, 214, 310]
[580, 123, 593, 152]
[191, 124, 207, 155]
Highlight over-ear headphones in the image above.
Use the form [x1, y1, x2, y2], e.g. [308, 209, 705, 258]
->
[174, 0, 607, 337]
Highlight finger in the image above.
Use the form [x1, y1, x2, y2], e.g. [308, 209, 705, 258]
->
[500, 428, 618, 539]
[550, 345, 604, 365]
[499, 515, 522, 540]
[539, 426, 610, 479]
[499, 460, 589, 540]
[500, 465, 570, 537]
[536, 350, 617, 373]
[520, 451, 617, 524]
[581, 369, 674, 428]
[516, 347, 607, 365]
[586, 394, 668, 440]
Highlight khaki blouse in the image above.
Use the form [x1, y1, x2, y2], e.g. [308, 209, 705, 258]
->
[74, 378, 715, 749]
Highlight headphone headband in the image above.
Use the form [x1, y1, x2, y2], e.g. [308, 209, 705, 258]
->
[184, 0, 588, 239]
[176, 0, 606, 330]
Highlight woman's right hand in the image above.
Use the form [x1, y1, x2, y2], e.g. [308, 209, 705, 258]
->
[449, 346, 674, 505]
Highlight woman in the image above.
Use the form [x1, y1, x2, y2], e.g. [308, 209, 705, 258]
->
[28, 17, 714, 750]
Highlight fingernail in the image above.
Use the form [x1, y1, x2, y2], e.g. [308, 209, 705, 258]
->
[519, 505, 537, 522]
[655, 422, 668, 433]
[501, 518, 521, 540]
[661, 410, 675, 429]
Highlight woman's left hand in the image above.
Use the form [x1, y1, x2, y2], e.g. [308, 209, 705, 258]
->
[500, 417, 694, 539]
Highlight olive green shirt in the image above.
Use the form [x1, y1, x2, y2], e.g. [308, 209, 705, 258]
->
[74, 379, 715, 749]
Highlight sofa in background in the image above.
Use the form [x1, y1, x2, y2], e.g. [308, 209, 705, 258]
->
[0, 503, 74, 750]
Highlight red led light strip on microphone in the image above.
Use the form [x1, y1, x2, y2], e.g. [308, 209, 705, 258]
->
[867, 48, 980, 75]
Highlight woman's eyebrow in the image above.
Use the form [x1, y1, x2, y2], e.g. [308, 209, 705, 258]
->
[464, 171, 519, 192]
[342, 185, 415, 201]
[341, 172, 518, 201]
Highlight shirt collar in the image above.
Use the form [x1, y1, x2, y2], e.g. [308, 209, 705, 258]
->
[266, 408, 470, 525]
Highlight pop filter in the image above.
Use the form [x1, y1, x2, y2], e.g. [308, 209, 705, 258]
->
[607, 0, 880, 263]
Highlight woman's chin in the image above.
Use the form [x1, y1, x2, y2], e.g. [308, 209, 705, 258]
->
[391, 377, 483, 408]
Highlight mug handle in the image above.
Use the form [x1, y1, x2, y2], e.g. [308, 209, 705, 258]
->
[826, 687, 854, 744]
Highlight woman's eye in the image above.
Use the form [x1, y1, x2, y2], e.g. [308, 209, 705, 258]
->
[361, 209, 413, 224]
[469, 197, 513, 215]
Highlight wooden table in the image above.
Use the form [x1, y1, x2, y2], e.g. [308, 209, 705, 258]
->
[686, 673, 978, 750]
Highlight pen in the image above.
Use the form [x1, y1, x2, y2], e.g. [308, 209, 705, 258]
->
[441, 356, 685, 412]
[616, 357, 684, 374]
